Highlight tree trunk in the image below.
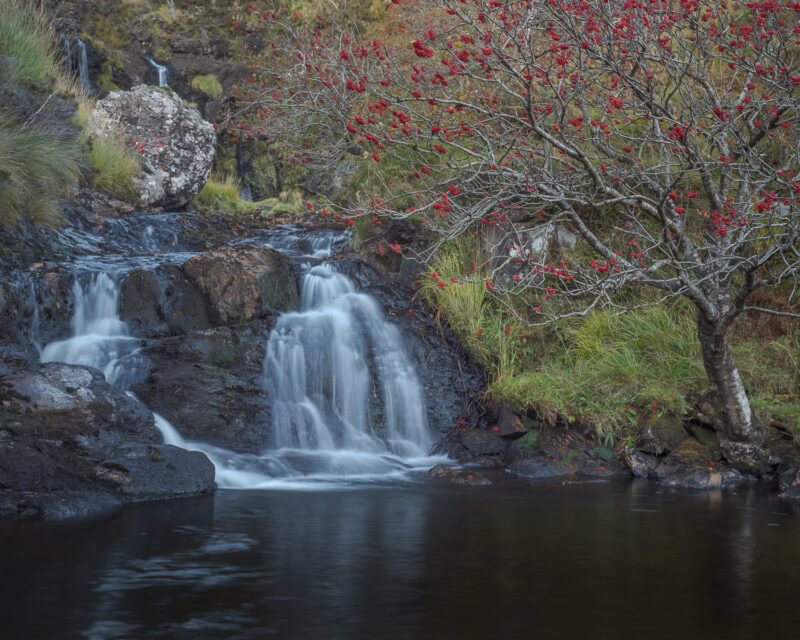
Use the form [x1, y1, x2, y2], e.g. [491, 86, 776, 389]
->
[696, 316, 762, 444]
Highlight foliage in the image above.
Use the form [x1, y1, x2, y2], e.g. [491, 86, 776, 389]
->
[193, 172, 255, 213]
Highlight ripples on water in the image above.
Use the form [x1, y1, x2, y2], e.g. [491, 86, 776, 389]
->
[2, 483, 800, 639]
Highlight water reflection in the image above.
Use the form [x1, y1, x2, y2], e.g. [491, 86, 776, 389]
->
[2, 482, 800, 639]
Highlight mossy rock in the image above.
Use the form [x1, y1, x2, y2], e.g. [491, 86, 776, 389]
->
[665, 439, 714, 468]
[635, 412, 687, 456]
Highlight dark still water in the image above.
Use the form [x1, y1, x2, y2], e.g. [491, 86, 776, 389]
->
[2, 480, 800, 640]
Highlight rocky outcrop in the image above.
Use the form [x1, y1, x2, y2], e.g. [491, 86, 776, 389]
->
[87, 85, 216, 207]
[0, 363, 215, 520]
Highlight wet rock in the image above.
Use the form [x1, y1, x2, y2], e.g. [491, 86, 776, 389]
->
[86, 85, 216, 207]
[779, 468, 800, 499]
[120, 265, 210, 336]
[427, 464, 457, 478]
[182, 244, 299, 325]
[95, 444, 215, 499]
[622, 447, 659, 479]
[635, 413, 687, 456]
[497, 408, 528, 439]
[508, 457, 573, 479]
[461, 429, 506, 457]
[505, 430, 540, 462]
[0, 362, 158, 446]
[0, 363, 216, 521]
[656, 466, 742, 490]
[720, 441, 773, 476]
[131, 328, 270, 452]
[578, 459, 630, 477]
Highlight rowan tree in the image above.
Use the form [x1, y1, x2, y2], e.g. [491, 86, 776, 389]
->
[240, 0, 800, 445]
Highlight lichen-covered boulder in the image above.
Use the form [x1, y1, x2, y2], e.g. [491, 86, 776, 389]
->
[87, 85, 215, 207]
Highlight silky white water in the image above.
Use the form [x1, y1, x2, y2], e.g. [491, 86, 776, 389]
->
[39, 242, 444, 489]
[145, 57, 169, 87]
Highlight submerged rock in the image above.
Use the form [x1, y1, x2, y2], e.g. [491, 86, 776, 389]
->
[86, 85, 216, 207]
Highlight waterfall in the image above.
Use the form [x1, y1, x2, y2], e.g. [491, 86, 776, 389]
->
[41, 274, 142, 389]
[75, 39, 92, 93]
[60, 35, 73, 78]
[265, 264, 429, 457]
[145, 57, 169, 87]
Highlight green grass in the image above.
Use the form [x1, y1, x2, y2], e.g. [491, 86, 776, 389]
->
[193, 172, 257, 213]
[190, 74, 224, 99]
[0, 0, 60, 85]
[88, 138, 140, 201]
[422, 238, 800, 442]
[0, 112, 83, 227]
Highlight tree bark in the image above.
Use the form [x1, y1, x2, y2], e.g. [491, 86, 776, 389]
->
[696, 316, 762, 444]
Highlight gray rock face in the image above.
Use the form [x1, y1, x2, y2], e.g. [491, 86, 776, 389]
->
[87, 85, 216, 207]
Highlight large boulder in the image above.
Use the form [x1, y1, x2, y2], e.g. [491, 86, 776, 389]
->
[86, 85, 216, 207]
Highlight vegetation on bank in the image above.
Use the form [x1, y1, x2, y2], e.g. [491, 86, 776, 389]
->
[420, 240, 800, 443]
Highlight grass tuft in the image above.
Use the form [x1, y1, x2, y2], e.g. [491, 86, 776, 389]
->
[0, 0, 59, 85]
[0, 112, 83, 227]
[88, 137, 140, 200]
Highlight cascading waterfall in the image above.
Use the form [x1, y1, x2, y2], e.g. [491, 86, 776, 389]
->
[266, 264, 429, 458]
[75, 39, 93, 93]
[38, 232, 444, 490]
[145, 57, 169, 87]
[41, 273, 143, 389]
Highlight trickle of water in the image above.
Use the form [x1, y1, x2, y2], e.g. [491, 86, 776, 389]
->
[41, 274, 142, 389]
[75, 39, 93, 94]
[60, 35, 73, 78]
[145, 57, 169, 87]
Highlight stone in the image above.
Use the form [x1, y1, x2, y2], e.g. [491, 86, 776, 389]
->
[655, 466, 742, 490]
[497, 407, 528, 439]
[451, 472, 492, 487]
[86, 85, 216, 207]
[181, 244, 299, 325]
[508, 457, 573, 478]
[460, 429, 506, 456]
[0, 363, 216, 521]
[427, 464, 457, 478]
[622, 446, 659, 479]
[95, 444, 215, 499]
[719, 441, 773, 476]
